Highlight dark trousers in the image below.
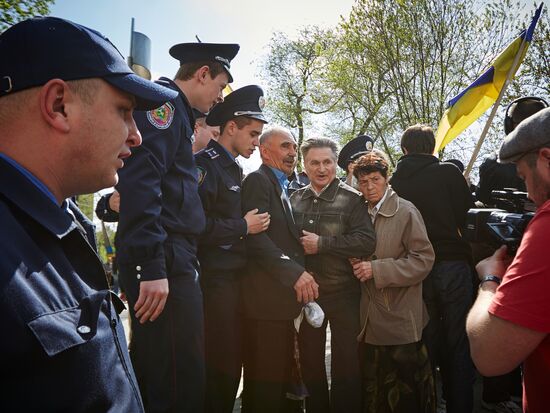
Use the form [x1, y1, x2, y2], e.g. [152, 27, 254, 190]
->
[482, 367, 522, 403]
[422, 260, 475, 413]
[298, 291, 362, 413]
[242, 318, 301, 413]
[202, 273, 243, 413]
[121, 272, 205, 413]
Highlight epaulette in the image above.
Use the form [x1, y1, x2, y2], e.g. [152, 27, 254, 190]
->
[205, 147, 220, 160]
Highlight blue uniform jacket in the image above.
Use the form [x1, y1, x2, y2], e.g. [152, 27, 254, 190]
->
[195, 139, 248, 274]
[0, 157, 143, 412]
[115, 77, 206, 281]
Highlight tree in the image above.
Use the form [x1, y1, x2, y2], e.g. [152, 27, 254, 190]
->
[259, 27, 341, 167]
[0, 0, 55, 32]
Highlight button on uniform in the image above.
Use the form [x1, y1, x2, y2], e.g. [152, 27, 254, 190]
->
[77, 325, 91, 334]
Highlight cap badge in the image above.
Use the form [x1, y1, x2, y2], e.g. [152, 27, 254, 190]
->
[147, 102, 175, 130]
[365, 140, 373, 151]
[258, 96, 265, 109]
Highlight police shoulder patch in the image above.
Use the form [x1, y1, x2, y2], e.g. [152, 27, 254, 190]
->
[147, 102, 175, 129]
[197, 166, 207, 186]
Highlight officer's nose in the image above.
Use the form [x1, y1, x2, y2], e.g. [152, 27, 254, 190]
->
[127, 116, 142, 148]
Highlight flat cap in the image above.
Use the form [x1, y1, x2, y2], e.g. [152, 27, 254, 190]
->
[169, 43, 239, 83]
[499, 107, 550, 163]
[0, 17, 177, 110]
[337, 134, 374, 170]
[206, 85, 267, 126]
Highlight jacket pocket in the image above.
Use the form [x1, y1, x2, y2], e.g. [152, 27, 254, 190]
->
[27, 307, 88, 356]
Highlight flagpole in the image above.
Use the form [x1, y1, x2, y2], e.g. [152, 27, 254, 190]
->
[464, 36, 529, 178]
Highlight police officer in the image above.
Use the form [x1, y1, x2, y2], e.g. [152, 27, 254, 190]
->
[115, 42, 239, 413]
[0, 17, 177, 411]
[337, 134, 374, 186]
[196, 85, 270, 412]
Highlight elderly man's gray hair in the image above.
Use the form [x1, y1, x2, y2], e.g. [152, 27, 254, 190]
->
[300, 137, 339, 160]
[259, 126, 294, 145]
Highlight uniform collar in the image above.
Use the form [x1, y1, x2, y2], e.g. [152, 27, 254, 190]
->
[157, 77, 196, 130]
[207, 139, 239, 168]
[0, 157, 77, 239]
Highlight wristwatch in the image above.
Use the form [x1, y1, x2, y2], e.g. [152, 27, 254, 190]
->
[479, 275, 502, 286]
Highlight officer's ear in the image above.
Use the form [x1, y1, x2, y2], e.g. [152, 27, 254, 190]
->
[196, 65, 211, 84]
[39, 79, 71, 133]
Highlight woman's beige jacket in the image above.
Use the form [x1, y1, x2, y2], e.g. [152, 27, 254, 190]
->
[358, 186, 435, 345]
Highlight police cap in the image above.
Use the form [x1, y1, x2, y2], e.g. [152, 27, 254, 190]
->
[499, 107, 550, 163]
[337, 134, 374, 170]
[0, 17, 177, 110]
[206, 85, 267, 127]
[169, 43, 240, 83]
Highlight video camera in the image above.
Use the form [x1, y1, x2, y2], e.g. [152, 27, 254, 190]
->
[464, 189, 535, 254]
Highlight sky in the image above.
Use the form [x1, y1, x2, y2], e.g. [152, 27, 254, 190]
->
[50, 0, 357, 173]
[51, 0, 356, 89]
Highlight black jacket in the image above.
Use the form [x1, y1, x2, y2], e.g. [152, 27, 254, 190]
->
[241, 164, 304, 320]
[290, 179, 375, 296]
[390, 154, 473, 263]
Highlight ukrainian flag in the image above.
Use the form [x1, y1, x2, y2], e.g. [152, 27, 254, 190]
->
[434, 3, 543, 152]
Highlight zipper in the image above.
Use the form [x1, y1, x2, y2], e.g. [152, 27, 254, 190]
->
[110, 306, 144, 411]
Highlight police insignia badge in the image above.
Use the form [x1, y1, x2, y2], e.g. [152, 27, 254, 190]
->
[197, 166, 206, 185]
[365, 140, 373, 151]
[258, 96, 266, 109]
[147, 102, 175, 129]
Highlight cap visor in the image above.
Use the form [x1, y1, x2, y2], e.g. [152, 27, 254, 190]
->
[105, 73, 178, 111]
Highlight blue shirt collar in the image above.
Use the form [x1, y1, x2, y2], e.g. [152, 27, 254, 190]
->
[269, 166, 289, 190]
[0, 153, 59, 205]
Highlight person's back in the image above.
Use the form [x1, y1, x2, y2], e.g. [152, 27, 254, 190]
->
[390, 154, 473, 261]
[390, 124, 474, 413]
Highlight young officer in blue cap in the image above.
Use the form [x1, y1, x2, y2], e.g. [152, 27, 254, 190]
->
[115, 41, 239, 412]
[195, 85, 270, 412]
[0, 16, 176, 412]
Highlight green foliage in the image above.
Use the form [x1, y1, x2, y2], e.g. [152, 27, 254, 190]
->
[257, 0, 548, 177]
[0, 0, 55, 32]
[259, 26, 341, 168]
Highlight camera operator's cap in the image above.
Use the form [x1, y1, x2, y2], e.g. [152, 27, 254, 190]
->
[337, 134, 374, 170]
[169, 43, 240, 83]
[206, 85, 267, 126]
[499, 107, 550, 163]
[0, 17, 178, 110]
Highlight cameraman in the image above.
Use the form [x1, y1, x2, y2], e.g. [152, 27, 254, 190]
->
[467, 107, 550, 413]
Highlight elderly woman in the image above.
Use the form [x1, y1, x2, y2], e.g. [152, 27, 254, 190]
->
[350, 152, 436, 413]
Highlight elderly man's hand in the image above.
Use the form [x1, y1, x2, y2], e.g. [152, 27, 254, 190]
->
[301, 230, 320, 255]
[476, 245, 513, 281]
[350, 259, 373, 282]
[294, 271, 319, 303]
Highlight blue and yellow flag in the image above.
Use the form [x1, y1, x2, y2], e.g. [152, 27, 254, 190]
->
[435, 4, 543, 152]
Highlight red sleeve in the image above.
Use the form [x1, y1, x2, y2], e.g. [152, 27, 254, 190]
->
[489, 200, 550, 333]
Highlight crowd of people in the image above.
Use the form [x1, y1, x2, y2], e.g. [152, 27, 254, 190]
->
[1, 16, 550, 413]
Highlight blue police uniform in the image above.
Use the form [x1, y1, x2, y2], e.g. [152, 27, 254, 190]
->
[196, 139, 247, 412]
[196, 85, 267, 412]
[115, 77, 207, 413]
[0, 156, 144, 412]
